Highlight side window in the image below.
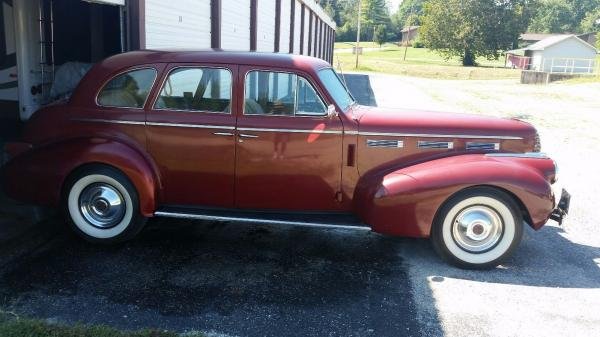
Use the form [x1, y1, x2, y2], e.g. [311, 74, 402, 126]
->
[296, 77, 327, 116]
[155, 67, 232, 113]
[244, 71, 326, 116]
[98, 68, 156, 108]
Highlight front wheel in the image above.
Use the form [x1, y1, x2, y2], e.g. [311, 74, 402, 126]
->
[431, 187, 523, 269]
[63, 165, 147, 244]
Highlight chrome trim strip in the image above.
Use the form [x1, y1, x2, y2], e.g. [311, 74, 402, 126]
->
[154, 211, 372, 231]
[418, 140, 454, 149]
[147, 122, 235, 130]
[358, 131, 522, 140]
[213, 132, 234, 136]
[72, 118, 145, 126]
[466, 142, 501, 151]
[486, 152, 549, 159]
[239, 133, 259, 138]
[237, 127, 342, 135]
[344, 131, 359, 135]
[367, 139, 404, 148]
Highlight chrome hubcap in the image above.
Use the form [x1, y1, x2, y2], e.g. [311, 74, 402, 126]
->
[452, 206, 503, 253]
[79, 183, 126, 229]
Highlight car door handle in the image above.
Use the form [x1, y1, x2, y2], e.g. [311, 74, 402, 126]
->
[213, 132, 234, 137]
[238, 133, 259, 138]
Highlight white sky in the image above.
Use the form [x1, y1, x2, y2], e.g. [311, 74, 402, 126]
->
[387, 0, 403, 14]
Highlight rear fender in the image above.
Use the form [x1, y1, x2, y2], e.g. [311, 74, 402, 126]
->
[3, 138, 160, 217]
[353, 154, 555, 237]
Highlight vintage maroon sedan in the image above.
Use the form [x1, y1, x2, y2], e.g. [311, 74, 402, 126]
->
[2, 50, 569, 268]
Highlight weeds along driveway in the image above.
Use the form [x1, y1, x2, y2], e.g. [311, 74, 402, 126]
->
[0, 219, 429, 337]
[368, 73, 600, 337]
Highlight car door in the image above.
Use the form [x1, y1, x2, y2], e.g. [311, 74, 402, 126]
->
[235, 67, 344, 211]
[146, 64, 237, 207]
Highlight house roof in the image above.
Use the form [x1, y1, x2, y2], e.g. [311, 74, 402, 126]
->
[508, 34, 598, 54]
[520, 33, 562, 42]
[527, 34, 597, 51]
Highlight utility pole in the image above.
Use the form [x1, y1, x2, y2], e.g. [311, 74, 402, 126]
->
[403, 3, 415, 61]
[355, 0, 362, 69]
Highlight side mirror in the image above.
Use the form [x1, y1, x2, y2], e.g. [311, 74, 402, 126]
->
[327, 104, 338, 118]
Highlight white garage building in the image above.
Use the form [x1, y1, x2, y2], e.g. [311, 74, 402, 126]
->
[0, 0, 335, 139]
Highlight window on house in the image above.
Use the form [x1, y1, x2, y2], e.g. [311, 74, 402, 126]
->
[155, 67, 232, 112]
[97, 68, 156, 108]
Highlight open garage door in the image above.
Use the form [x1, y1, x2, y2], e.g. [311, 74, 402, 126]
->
[13, 0, 126, 121]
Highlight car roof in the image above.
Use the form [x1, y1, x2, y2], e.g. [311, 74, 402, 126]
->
[100, 49, 333, 73]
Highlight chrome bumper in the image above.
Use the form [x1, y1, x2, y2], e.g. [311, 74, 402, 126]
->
[550, 189, 570, 225]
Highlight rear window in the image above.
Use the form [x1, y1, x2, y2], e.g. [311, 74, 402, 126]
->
[97, 68, 157, 108]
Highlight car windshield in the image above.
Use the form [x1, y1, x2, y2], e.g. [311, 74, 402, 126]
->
[318, 68, 355, 111]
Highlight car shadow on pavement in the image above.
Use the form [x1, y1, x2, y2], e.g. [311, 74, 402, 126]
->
[0, 218, 441, 337]
[403, 225, 600, 289]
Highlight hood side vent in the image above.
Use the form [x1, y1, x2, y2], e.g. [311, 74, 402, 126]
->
[367, 140, 404, 148]
[418, 141, 454, 149]
[466, 142, 500, 151]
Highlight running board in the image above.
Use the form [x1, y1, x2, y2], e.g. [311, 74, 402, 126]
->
[154, 207, 371, 231]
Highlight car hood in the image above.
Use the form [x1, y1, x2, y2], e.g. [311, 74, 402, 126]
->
[353, 105, 537, 140]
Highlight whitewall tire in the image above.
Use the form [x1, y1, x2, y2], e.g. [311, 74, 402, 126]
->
[431, 187, 523, 269]
[63, 165, 147, 243]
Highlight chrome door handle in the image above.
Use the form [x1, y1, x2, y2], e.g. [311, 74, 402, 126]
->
[213, 132, 234, 136]
[238, 133, 259, 138]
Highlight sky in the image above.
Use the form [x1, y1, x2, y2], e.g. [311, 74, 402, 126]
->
[387, 0, 403, 14]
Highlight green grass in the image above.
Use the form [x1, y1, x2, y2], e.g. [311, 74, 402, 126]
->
[0, 313, 205, 337]
[333, 43, 520, 80]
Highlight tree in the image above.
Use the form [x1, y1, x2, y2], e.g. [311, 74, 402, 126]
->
[361, 0, 389, 40]
[420, 0, 535, 66]
[374, 24, 387, 47]
[580, 8, 600, 32]
[391, 0, 426, 29]
[528, 0, 577, 33]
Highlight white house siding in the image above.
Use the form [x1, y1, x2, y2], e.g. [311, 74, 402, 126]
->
[145, 0, 211, 49]
[279, 0, 291, 53]
[256, 0, 276, 52]
[313, 17, 319, 57]
[539, 38, 597, 73]
[293, 1, 301, 54]
[302, 6, 310, 55]
[221, 0, 251, 51]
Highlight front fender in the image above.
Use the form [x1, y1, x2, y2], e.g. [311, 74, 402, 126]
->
[353, 154, 555, 237]
[2, 137, 160, 217]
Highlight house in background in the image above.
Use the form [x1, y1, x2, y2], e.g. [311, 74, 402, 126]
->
[400, 26, 419, 45]
[506, 34, 598, 74]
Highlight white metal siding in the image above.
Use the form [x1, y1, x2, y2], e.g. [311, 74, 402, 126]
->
[541, 38, 597, 73]
[257, 0, 276, 52]
[304, 8, 310, 55]
[221, 0, 250, 50]
[313, 17, 319, 57]
[293, 1, 301, 54]
[145, 0, 211, 49]
[279, 0, 290, 53]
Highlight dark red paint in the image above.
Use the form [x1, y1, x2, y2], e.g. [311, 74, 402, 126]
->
[2, 51, 559, 237]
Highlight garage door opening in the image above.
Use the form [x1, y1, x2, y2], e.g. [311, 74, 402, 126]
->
[37, 0, 125, 104]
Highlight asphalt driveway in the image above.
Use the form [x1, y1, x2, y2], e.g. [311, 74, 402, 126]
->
[0, 218, 428, 337]
[1, 73, 599, 337]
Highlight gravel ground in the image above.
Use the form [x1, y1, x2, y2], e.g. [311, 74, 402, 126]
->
[0, 74, 598, 337]
[368, 73, 600, 337]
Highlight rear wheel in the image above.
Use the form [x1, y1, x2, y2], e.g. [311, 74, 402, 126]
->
[431, 187, 523, 269]
[63, 165, 147, 243]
